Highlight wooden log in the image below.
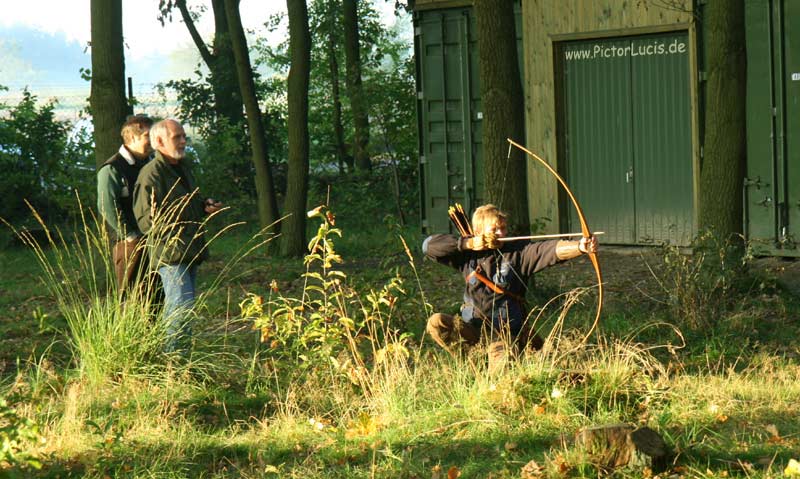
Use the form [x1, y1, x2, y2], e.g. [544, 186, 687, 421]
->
[574, 424, 669, 472]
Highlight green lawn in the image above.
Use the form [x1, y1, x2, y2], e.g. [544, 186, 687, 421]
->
[2, 214, 799, 478]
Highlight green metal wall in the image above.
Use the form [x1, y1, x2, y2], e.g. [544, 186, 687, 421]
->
[745, 0, 800, 256]
[414, 5, 521, 234]
[557, 31, 694, 245]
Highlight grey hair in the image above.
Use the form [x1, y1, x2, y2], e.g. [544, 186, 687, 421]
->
[149, 118, 181, 149]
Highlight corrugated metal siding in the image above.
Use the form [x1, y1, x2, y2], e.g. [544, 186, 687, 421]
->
[631, 33, 693, 245]
[562, 38, 635, 243]
[415, 4, 521, 234]
[787, 0, 800, 250]
[416, 8, 482, 234]
[560, 32, 693, 245]
[745, 0, 800, 256]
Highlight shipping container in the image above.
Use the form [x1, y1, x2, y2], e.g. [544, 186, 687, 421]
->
[745, 0, 800, 256]
[414, 4, 521, 234]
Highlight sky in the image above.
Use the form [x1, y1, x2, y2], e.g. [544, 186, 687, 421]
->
[0, 0, 405, 118]
[0, 0, 285, 117]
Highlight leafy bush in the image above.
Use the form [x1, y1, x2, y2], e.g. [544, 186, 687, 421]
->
[0, 89, 94, 225]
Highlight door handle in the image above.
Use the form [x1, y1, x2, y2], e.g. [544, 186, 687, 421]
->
[625, 167, 634, 184]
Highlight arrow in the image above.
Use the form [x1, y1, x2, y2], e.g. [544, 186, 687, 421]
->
[498, 231, 605, 242]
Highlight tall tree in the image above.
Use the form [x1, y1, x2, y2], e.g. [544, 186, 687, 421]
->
[474, 0, 528, 233]
[343, 0, 371, 170]
[282, 0, 312, 256]
[224, 0, 280, 228]
[326, 0, 351, 174]
[698, 1, 746, 236]
[89, 0, 128, 169]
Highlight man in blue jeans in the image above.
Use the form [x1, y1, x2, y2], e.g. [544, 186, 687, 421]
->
[133, 119, 222, 353]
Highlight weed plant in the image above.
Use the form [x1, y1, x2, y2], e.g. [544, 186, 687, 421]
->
[649, 231, 753, 330]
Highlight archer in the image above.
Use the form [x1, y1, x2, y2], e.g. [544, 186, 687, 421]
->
[422, 204, 599, 371]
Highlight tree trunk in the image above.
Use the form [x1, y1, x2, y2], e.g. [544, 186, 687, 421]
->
[474, 0, 528, 233]
[90, 0, 128, 169]
[282, 0, 312, 257]
[343, 0, 371, 171]
[699, 0, 746, 236]
[224, 0, 279, 229]
[210, 0, 244, 125]
[328, 1, 350, 174]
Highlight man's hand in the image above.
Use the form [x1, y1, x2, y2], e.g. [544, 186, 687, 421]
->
[465, 232, 500, 251]
[579, 235, 598, 254]
[204, 198, 223, 214]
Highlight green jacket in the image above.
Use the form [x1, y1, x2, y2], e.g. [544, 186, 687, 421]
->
[97, 146, 148, 241]
[133, 151, 208, 266]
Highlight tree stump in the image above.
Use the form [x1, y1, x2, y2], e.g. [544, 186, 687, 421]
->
[574, 424, 669, 472]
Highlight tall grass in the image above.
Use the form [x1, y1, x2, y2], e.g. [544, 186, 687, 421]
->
[2, 202, 799, 477]
[2, 192, 272, 387]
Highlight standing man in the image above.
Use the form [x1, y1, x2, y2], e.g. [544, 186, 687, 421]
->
[97, 114, 154, 294]
[133, 119, 222, 353]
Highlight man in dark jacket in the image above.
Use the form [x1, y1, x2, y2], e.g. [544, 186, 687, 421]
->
[133, 119, 222, 352]
[423, 204, 598, 369]
[97, 115, 153, 294]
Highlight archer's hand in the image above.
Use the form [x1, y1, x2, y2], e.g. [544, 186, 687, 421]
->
[204, 198, 223, 214]
[465, 232, 500, 251]
[579, 235, 598, 254]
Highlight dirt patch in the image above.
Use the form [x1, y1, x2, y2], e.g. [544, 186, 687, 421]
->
[533, 246, 669, 313]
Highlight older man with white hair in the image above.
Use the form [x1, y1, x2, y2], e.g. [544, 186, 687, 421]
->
[133, 119, 222, 353]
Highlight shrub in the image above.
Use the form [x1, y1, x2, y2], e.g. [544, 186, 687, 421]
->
[0, 90, 94, 225]
[650, 231, 752, 330]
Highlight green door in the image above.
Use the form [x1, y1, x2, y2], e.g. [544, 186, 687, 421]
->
[745, 0, 800, 256]
[414, 5, 522, 234]
[415, 8, 483, 234]
[559, 32, 694, 245]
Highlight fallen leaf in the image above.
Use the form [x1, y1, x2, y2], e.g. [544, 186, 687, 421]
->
[504, 441, 518, 451]
[765, 424, 780, 439]
[431, 464, 442, 479]
[534, 405, 546, 415]
[447, 466, 461, 479]
[716, 414, 728, 423]
[554, 455, 570, 475]
[520, 460, 544, 478]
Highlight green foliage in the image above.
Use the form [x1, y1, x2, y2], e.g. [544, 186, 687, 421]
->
[5, 202, 167, 385]
[0, 397, 42, 470]
[0, 89, 95, 225]
[652, 231, 752, 330]
[241, 206, 409, 384]
[309, 163, 419, 240]
[255, 0, 416, 174]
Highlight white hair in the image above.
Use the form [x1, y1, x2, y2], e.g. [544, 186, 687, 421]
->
[149, 118, 182, 149]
